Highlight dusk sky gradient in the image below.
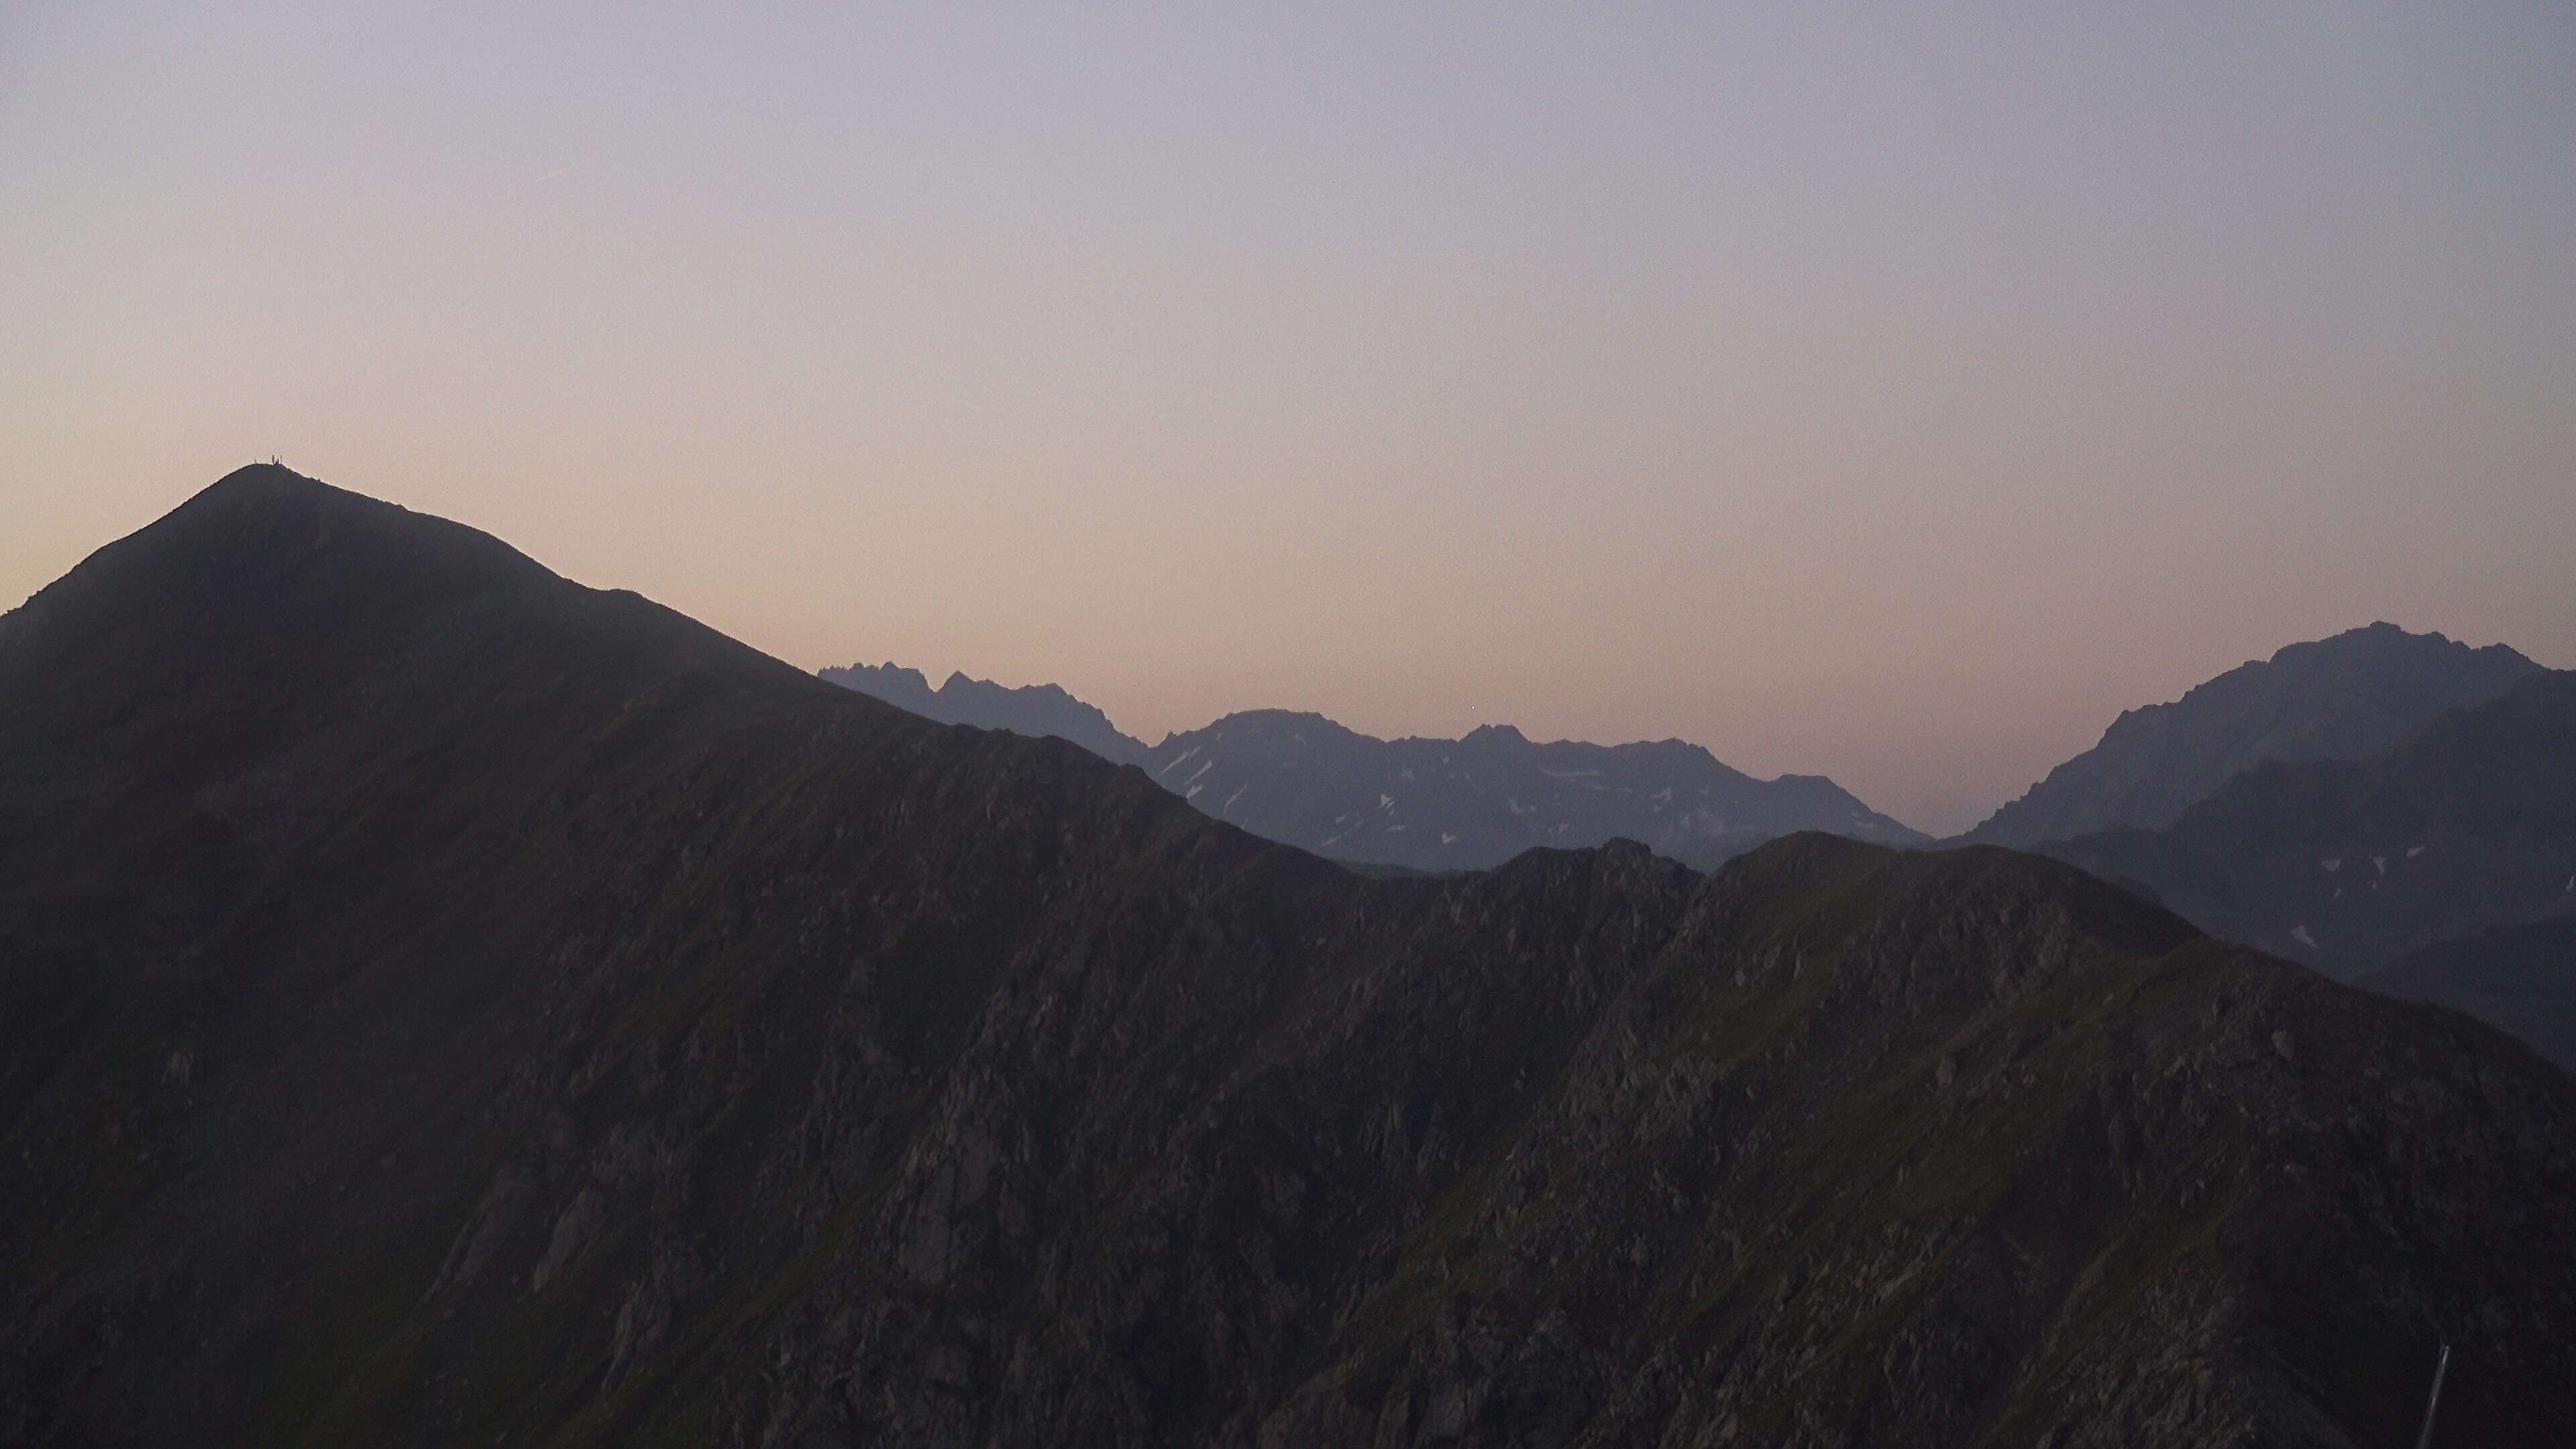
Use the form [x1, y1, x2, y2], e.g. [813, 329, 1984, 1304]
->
[5, 3, 2571, 833]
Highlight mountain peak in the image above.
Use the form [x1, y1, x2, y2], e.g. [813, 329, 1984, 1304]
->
[1962, 622, 2541, 847]
[1, 467, 566, 688]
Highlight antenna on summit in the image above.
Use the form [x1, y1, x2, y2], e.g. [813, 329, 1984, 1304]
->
[2413, 1342, 2451, 1449]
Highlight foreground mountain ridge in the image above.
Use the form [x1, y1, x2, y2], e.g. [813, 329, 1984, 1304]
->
[822, 663, 1926, 869]
[3, 467, 2571, 1447]
[1964, 623, 2540, 849]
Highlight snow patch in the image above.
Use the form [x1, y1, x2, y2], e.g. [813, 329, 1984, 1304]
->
[1378, 794, 1394, 810]
[1156, 747, 1198, 778]
[2320, 858, 2343, 873]
[2291, 925, 2318, 949]
[1185, 784, 1203, 801]
[2407, 845, 2427, 858]
[1440, 833, 1458, 846]
[2372, 856, 2386, 875]
[1222, 785, 1246, 816]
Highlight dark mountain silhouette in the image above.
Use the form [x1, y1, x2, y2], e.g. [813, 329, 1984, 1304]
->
[819, 660, 1150, 767]
[1964, 623, 2538, 848]
[5, 467, 2573, 1446]
[2045, 670, 2576, 981]
[2365, 916, 2576, 1072]
[1144, 710, 1924, 870]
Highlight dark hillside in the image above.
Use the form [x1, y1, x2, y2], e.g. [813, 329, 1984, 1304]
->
[2, 468, 2570, 1447]
[2365, 916, 2576, 1072]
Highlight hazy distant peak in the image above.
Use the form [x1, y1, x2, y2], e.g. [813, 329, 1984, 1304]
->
[1150, 706, 1923, 869]
[1964, 621, 2540, 847]
[2043, 668, 2576, 983]
[1187, 708, 1363, 743]
[818, 668, 1921, 869]
[821, 659, 1150, 767]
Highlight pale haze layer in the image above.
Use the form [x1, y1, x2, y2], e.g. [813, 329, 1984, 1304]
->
[5, 3, 2571, 834]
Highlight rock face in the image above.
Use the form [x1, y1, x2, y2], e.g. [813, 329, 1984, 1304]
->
[819, 661, 1152, 767]
[1964, 623, 2540, 849]
[1140, 711, 1925, 872]
[4, 468, 2574, 1448]
[2365, 916, 2576, 1072]
[2045, 670, 2576, 981]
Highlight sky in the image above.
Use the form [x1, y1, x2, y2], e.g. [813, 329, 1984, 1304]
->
[4, 3, 2571, 834]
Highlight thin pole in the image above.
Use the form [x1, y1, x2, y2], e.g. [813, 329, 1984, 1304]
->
[2412, 1343, 2451, 1449]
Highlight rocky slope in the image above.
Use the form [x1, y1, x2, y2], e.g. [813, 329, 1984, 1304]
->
[3, 468, 2573, 1448]
[2045, 669, 2576, 981]
[2365, 916, 2576, 1073]
[1142, 710, 1924, 871]
[818, 661, 1150, 767]
[1964, 623, 2539, 848]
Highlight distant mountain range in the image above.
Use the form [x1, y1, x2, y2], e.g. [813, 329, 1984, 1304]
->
[822, 667, 1926, 869]
[2043, 668, 2576, 981]
[1962, 623, 2538, 847]
[818, 661, 1149, 767]
[1142, 710, 1922, 870]
[11, 466, 2574, 1444]
[828, 627, 2576, 1073]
